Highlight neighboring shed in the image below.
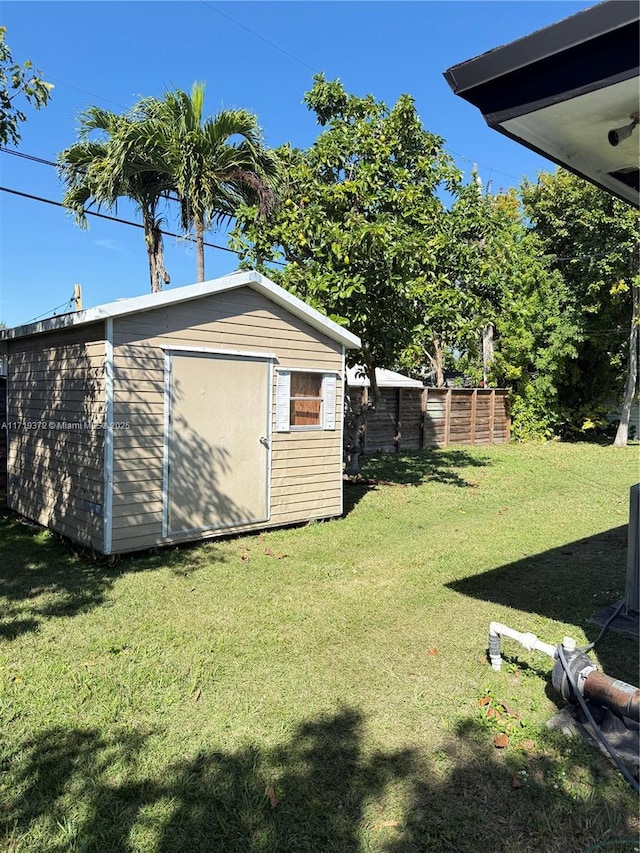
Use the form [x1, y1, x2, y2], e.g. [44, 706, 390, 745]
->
[347, 367, 424, 453]
[0, 271, 360, 555]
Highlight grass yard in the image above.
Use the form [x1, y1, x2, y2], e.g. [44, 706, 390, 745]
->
[0, 441, 638, 853]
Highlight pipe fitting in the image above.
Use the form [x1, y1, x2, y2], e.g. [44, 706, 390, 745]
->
[488, 622, 558, 671]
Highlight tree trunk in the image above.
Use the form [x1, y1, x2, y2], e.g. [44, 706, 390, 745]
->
[145, 242, 157, 292]
[613, 283, 639, 447]
[143, 210, 169, 293]
[482, 323, 495, 386]
[143, 215, 158, 293]
[343, 379, 366, 477]
[433, 336, 445, 387]
[361, 343, 380, 407]
[196, 218, 205, 282]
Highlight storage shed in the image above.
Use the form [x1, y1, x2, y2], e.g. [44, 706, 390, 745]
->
[347, 367, 424, 453]
[0, 271, 360, 555]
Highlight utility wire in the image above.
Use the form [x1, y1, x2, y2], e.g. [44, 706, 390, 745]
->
[29, 298, 74, 323]
[198, 1, 318, 74]
[47, 75, 127, 110]
[0, 185, 286, 264]
[446, 147, 521, 182]
[2, 146, 636, 267]
[39, 9, 528, 189]
[0, 146, 57, 167]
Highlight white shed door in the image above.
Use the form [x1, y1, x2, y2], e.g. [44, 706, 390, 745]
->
[166, 353, 270, 536]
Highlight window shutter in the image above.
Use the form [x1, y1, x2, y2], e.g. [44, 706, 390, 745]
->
[276, 371, 291, 432]
[322, 374, 337, 430]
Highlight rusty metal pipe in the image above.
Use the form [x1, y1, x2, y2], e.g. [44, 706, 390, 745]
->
[583, 670, 640, 722]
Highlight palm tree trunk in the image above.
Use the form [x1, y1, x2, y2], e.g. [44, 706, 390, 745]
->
[613, 282, 639, 447]
[143, 210, 164, 293]
[196, 218, 205, 282]
[145, 234, 158, 292]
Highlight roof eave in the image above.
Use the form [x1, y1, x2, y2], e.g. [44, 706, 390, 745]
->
[444, 1, 637, 97]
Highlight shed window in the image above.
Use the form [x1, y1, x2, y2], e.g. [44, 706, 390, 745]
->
[291, 373, 323, 426]
[276, 371, 337, 432]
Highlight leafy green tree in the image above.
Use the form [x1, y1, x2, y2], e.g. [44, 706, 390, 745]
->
[231, 74, 460, 400]
[402, 185, 581, 439]
[145, 83, 278, 282]
[0, 26, 52, 147]
[400, 174, 504, 387]
[521, 170, 640, 443]
[481, 193, 580, 439]
[58, 105, 174, 292]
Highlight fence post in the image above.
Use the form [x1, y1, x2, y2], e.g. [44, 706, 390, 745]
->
[489, 389, 495, 444]
[504, 391, 511, 442]
[470, 389, 477, 445]
[444, 389, 451, 448]
[421, 387, 427, 449]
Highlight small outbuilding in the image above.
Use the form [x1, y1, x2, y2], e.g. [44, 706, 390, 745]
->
[0, 271, 360, 554]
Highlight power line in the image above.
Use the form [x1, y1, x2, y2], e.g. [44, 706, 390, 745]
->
[196, 1, 527, 183]
[0, 184, 285, 263]
[7, 9, 535, 196]
[29, 298, 75, 323]
[2, 146, 636, 267]
[47, 75, 128, 110]
[445, 147, 521, 182]
[198, 1, 318, 74]
[0, 146, 57, 168]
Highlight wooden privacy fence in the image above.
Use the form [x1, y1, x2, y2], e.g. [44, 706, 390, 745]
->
[423, 388, 509, 448]
[349, 386, 510, 453]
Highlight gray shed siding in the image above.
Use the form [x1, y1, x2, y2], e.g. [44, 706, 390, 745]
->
[5, 323, 106, 550]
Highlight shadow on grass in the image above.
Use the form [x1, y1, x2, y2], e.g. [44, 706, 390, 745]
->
[0, 507, 227, 641]
[1, 708, 636, 853]
[361, 448, 493, 487]
[447, 526, 638, 685]
[342, 449, 494, 516]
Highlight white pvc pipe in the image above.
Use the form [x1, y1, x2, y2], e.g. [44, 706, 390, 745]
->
[488, 622, 558, 671]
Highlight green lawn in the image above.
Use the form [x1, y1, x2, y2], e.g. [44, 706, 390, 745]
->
[0, 442, 638, 852]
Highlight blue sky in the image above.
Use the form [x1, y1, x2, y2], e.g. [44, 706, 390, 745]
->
[1, 0, 596, 328]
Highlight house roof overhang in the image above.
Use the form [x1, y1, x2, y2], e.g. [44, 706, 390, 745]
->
[0, 270, 362, 350]
[443, 0, 640, 207]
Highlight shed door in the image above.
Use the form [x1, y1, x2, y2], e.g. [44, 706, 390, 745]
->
[166, 352, 271, 536]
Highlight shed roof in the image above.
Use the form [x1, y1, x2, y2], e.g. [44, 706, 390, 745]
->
[347, 366, 424, 389]
[0, 270, 362, 350]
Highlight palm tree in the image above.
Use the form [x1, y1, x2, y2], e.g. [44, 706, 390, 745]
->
[58, 106, 173, 292]
[147, 83, 278, 282]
